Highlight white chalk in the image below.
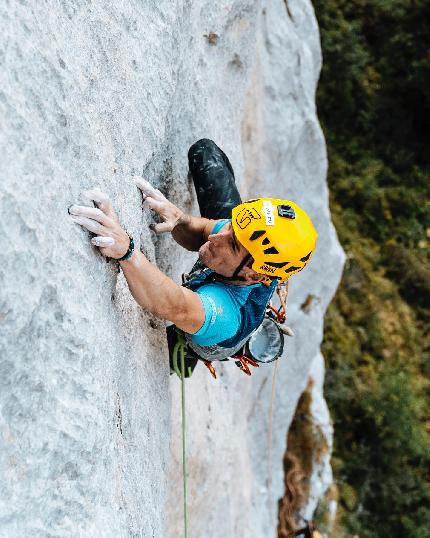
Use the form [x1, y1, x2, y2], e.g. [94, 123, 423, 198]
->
[134, 177, 164, 201]
[91, 236, 115, 247]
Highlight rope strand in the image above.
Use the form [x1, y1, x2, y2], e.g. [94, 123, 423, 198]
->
[172, 333, 189, 538]
[267, 359, 279, 511]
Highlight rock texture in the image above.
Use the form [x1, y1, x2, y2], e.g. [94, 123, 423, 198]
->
[0, 1, 344, 537]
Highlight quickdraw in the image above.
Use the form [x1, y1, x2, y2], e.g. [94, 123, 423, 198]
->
[202, 359, 217, 379]
[267, 303, 286, 324]
[233, 354, 260, 376]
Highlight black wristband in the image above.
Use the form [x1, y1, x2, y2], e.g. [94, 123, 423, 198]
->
[116, 234, 134, 261]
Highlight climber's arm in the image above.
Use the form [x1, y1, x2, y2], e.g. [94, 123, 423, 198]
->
[134, 177, 215, 251]
[68, 188, 205, 332]
[119, 250, 205, 332]
[171, 214, 216, 251]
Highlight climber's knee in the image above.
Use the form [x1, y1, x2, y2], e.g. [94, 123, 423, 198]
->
[188, 139, 221, 173]
[187, 137, 241, 219]
[188, 138, 218, 162]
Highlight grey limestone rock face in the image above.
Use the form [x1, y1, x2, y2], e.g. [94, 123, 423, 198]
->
[0, 1, 344, 537]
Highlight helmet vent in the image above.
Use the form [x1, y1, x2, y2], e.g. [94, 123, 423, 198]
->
[285, 265, 301, 274]
[300, 251, 312, 262]
[262, 238, 270, 245]
[249, 230, 266, 241]
[264, 247, 279, 255]
[265, 261, 288, 268]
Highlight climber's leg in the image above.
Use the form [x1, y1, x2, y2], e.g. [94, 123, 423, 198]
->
[188, 139, 242, 219]
[168, 140, 243, 378]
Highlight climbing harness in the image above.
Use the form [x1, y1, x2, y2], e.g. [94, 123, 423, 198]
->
[225, 281, 291, 376]
[237, 281, 289, 370]
[170, 281, 292, 379]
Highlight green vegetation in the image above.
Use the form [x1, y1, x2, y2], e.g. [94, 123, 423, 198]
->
[311, 1, 430, 535]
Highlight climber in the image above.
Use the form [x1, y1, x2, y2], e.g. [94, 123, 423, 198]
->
[69, 139, 317, 377]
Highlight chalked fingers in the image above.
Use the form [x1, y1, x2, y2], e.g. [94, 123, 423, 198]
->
[83, 188, 118, 220]
[134, 177, 166, 202]
[91, 236, 115, 247]
[69, 205, 112, 226]
[70, 215, 105, 235]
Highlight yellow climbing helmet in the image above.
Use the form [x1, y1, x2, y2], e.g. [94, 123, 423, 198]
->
[231, 198, 317, 281]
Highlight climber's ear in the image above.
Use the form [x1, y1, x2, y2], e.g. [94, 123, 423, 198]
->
[239, 264, 266, 283]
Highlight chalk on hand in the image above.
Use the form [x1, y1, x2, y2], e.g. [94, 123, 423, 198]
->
[91, 236, 115, 247]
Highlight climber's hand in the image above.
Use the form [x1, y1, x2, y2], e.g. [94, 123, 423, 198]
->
[69, 188, 130, 259]
[134, 176, 184, 234]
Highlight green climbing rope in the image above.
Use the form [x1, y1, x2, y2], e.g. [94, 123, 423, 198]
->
[171, 329, 193, 379]
[172, 331, 188, 538]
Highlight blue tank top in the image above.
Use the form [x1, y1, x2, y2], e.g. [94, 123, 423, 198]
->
[183, 220, 277, 352]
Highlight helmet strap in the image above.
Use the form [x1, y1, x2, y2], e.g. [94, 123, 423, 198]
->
[216, 254, 252, 282]
[231, 253, 252, 280]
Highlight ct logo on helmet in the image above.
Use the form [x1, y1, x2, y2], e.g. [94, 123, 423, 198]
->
[235, 207, 261, 230]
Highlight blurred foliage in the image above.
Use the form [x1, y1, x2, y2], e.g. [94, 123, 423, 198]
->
[278, 382, 331, 537]
[287, 380, 330, 499]
[311, 0, 430, 536]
